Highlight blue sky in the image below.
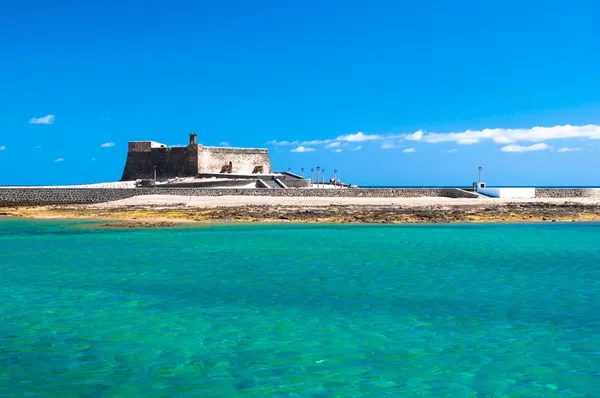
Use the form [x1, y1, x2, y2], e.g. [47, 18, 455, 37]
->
[1, 0, 599, 186]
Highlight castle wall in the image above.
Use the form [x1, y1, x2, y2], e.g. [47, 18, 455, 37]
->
[128, 142, 152, 152]
[121, 138, 273, 180]
[127, 141, 166, 152]
[121, 146, 198, 181]
[198, 147, 272, 174]
[121, 152, 153, 180]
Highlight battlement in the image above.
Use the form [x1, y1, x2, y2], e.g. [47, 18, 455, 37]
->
[128, 141, 167, 152]
[201, 146, 269, 154]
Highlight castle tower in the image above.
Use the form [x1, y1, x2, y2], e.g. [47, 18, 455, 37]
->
[189, 132, 197, 146]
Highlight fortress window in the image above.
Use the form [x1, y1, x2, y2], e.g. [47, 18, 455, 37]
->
[220, 161, 233, 173]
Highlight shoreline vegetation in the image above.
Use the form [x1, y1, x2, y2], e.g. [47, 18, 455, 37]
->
[1, 195, 600, 228]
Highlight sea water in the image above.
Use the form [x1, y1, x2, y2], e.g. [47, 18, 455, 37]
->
[0, 220, 599, 397]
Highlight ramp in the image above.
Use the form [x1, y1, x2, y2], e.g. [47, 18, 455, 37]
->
[257, 179, 283, 189]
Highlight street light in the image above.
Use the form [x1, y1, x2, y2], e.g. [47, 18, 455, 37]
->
[316, 166, 320, 188]
[288, 167, 291, 173]
[478, 166, 483, 185]
[301, 168, 304, 178]
[311, 168, 314, 184]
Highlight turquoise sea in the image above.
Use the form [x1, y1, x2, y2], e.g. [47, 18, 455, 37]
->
[1, 220, 599, 397]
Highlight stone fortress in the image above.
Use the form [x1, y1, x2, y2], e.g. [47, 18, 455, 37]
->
[121, 133, 274, 181]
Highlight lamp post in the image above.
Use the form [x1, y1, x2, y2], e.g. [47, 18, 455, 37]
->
[316, 166, 320, 188]
[288, 167, 291, 173]
[311, 168, 314, 184]
[478, 166, 483, 186]
[334, 169, 338, 187]
[301, 168, 304, 178]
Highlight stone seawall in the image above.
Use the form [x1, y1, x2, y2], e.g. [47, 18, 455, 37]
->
[0, 187, 477, 206]
[535, 188, 600, 198]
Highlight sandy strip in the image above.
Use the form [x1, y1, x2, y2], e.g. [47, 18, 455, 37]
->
[89, 194, 600, 209]
[6, 195, 600, 225]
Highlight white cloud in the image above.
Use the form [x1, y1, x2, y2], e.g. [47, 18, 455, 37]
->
[266, 139, 331, 146]
[557, 147, 582, 152]
[33, 145, 42, 149]
[55, 157, 65, 162]
[403, 147, 417, 153]
[92, 157, 96, 161]
[406, 130, 423, 141]
[381, 143, 395, 149]
[500, 143, 550, 153]
[302, 139, 332, 145]
[266, 140, 298, 146]
[268, 124, 600, 150]
[443, 149, 458, 153]
[290, 146, 315, 153]
[493, 136, 516, 144]
[337, 132, 381, 142]
[29, 115, 55, 124]
[353, 146, 362, 151]
[334, 149, 342, 153]
[0, 145, 5, 151]
[457, 138, 480, 145]
[325, 142, 341, 148]
[100, 142, 115, 148]
[422, 125, 600, 145]
[219, 141, 230, 147]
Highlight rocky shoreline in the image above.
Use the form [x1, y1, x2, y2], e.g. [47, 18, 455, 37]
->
[2, 200, 600, 227]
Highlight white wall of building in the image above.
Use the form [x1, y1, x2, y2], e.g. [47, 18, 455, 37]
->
[478, 187, 535, 198]
[198, 147, 273, 174]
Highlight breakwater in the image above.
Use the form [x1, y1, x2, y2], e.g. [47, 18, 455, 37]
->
[0, 187, 477, 206]
[534, 188, 600, 198]
[2, 187, 599, 206]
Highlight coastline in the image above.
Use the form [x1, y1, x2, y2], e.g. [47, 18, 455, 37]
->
[2, 195, 600, 227]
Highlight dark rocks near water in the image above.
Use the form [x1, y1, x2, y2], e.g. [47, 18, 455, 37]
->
[80, 221, 179, 229]
[129, 202, 600, 224]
